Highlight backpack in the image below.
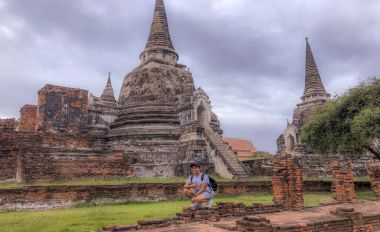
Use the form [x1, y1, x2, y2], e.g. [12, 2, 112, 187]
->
[190, 173, 218, 192]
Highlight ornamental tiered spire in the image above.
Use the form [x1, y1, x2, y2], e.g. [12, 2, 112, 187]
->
[100, 73, 116, 102]
[140, 0, 179, 64]
[302, 38, 330, 102]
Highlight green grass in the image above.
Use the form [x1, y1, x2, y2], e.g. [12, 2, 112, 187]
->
[0, 182, 20, 189]
[0, 177, 186, 189]
[0, 191, 375, 232]
[0, 175, 371, 190]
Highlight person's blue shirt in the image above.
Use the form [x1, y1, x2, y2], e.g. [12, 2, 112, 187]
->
[186, 173, 213, 194]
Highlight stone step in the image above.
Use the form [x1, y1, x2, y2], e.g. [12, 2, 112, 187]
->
[203, 127, 249, 179]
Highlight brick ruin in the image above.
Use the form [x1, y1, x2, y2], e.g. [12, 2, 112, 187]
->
[330, 159, 357, 203]
[368, 162, 380, 199]
[0, 0, 249, 183]
[272, 154, 304, 211]
[19, 105, 37, 132]
[103, 202, 283, 232]
[102, 202, 380, 232]
[236, 206, 380, 232]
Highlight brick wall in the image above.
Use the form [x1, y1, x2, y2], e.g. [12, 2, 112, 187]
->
[36, 84, 89, 134]
[0, 180, 373, 212]
[19, 105, 37, 132]
[0, 129, 18, 182]
[0, 118, 16, 130]
[242, 158, 273, 176]
[1, 129, 134, 183]
[16, 133, 132, 183]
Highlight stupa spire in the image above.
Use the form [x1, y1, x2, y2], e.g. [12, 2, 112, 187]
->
[302, 38, 330, 102]
[100, 73, 116, 102]
[140, 0, 179, 65]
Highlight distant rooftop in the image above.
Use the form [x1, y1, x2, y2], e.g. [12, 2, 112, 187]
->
[223, 137, 257, 159]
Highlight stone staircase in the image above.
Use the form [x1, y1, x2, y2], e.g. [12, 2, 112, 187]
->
[203, 127, 249, 179]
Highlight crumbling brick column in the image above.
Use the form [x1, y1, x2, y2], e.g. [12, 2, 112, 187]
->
[368, 162, 380, 199]
[330, 159, 356, 203]
[272, 154, 304, 211]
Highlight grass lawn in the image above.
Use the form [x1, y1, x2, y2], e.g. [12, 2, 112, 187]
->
[0, 191, 374, 232]
[0, 176, 371, 190]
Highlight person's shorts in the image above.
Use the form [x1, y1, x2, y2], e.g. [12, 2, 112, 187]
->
[202, 191, 214, 200]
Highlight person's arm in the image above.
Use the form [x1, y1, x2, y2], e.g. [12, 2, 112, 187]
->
[184, 177, 196, 189]
[184, 182, 196, 189]
[193, 183, 208, 197]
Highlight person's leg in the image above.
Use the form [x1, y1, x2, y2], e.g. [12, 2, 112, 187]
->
[205, 193, 214, 208]
[183, 188, 195, 199]
[191, 193, 209, 204]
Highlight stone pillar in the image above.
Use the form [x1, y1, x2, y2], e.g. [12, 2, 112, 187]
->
[272, 154, 304, 211]
[368, 162, 380, 199]
[330, 159, 356, 203]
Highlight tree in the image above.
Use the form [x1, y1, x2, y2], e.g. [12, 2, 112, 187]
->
[301, 78, 380, 160]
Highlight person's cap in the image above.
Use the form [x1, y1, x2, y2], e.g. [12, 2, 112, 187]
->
[190, 163, 201, 168]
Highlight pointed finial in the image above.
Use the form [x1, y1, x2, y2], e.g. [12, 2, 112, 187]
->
[107, 72, 111, 85]
[101, 73, 116, 102]
[302, 38, 331, 102]
[140, 0, 178, 64]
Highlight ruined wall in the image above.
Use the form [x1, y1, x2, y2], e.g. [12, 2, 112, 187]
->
[242, 158, 273, 176]
[16, 133, 132, 183]
[0, 120, 18, 182]
[19, 105, 37, 132]
[1, 128, 133, 183]
[0, 180, 373, 212]
[36, 84, 89, 134]
[0, 118, 16, 130]
[242, 153, 373, 178]
[0, 182, 280, 212]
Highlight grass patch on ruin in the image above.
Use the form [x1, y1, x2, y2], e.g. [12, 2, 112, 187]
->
[0, 191, 375, 232]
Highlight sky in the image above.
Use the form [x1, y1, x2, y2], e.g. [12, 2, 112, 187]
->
[0, 0, 379, 153]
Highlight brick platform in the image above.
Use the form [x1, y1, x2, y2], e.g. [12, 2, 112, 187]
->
[272, 154, 304, 210]
[368, 162, 380, 199]
[330, 159, 356, 203]
[102, 200, 380, 231]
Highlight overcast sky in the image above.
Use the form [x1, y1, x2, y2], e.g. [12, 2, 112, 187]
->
[0, 0, 379, 153]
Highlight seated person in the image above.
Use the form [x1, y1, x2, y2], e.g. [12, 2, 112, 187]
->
[183, 163, 214, 208]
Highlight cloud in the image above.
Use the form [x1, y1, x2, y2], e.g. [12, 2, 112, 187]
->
[0, 0, 379, 153]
